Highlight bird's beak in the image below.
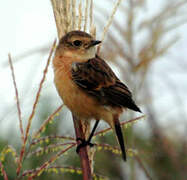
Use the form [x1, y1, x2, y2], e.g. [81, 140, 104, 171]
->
[87, 40, 102, 48]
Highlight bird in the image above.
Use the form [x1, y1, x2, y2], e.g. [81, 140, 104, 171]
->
[53, 30, 141, 161]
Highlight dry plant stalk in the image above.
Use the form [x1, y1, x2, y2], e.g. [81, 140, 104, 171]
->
[30, 135, 75, 146]
[0, 161, 8, 180]
[73, 115, 93, 180]
[28, 144, 75, 179]
[32, 104, 64, 139]
[94, 115, 145, 137]
[51, 0, 96, 38]
[16, 40, 57, 176]
[24, 104, 64, 158]
[28, 142, 76, 158]
[134, 154, 153, 180]
[2, 1, 186, 179]
[97, 0, 122, 54]
[4, 1, 142, 179]
[8, 54, 24, 142]
[98, 1, 187, 179]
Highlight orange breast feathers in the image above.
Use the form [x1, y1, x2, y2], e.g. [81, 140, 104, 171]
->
[53, 54, 113, 123]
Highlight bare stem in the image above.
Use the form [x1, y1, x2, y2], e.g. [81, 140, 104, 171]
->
[73, 115, 93, 180]
[32, 104, 63, 139]
[16, 40, 56, 176]
[94, 115, 145, 137]
[134, 154, 153, 180]
[0, 161, 9, 180]
[97, 0, 122, 54]
[8, 54, 24, 142]
[31, 135, 75, 146]
[27, 144, 75, 179]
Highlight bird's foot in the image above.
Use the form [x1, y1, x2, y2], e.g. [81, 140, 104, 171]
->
[76, 138, 94, 153]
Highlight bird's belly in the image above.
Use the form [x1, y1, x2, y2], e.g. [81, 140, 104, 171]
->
[54, 73, 105, 120]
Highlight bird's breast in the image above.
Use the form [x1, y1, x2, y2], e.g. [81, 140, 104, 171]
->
[53, 58, 99, 119]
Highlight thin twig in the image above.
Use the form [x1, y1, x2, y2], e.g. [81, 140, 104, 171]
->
[94, 115, 145, 137]
[21, 165, 82, 177]
[27, 142, 76, 158]
[97, 0, 122, 54]
[134, 154, 153, 180]
[0, 161, 9, 180]
[22, 165, 108, 179]
[16, 39, 56, 176]
[25, 39, 56, 145]
[32, 104, 64, 139]
[8, 54, 24, 142]
[95, 143, 121, 154]
[28, 144, 75, 179]
[31, 135, 75, 146]
[24, 104, 63, 161]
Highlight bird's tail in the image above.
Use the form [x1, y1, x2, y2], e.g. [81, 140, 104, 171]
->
[114, 117, 126, 161]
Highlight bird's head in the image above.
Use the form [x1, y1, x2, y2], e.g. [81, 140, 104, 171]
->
[58, 31, 101, 59]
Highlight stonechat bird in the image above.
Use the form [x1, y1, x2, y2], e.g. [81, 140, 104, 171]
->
[53, 30, 141, 161]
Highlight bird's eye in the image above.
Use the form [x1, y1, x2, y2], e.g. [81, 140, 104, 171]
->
[73, 40, 82, 47]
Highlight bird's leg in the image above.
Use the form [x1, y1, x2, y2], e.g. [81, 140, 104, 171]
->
[87, 119, 100, 143]
[76, 120, 100, 153]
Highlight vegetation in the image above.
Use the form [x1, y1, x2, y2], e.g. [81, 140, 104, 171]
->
[0, 0, 187, 179]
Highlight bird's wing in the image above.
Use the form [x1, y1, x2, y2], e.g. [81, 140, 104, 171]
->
[71, 55, 140, 112]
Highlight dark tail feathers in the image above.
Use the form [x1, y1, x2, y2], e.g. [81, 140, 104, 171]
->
[114, 121, 126, 161]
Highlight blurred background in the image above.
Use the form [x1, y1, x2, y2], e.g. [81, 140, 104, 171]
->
[0, 0, 187, 179]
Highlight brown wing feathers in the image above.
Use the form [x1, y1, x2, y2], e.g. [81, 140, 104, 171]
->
[102, 81, 141, 112]
[72, 56, 141, 112]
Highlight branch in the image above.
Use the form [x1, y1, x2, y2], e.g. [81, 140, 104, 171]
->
[134, 155, 152, 180]
[97, 0, 122, 54]
[8, 54, 24, 142]
[26, 144, 75, 179]
[94, 115, 145, 137]
[16, 39, 56, 176]
[73, 115, 93, 180]
[32, 104, 64, 139]
[0, 161, 8, 180]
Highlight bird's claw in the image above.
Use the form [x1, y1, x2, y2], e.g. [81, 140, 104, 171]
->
[76, 138, 94, 153]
